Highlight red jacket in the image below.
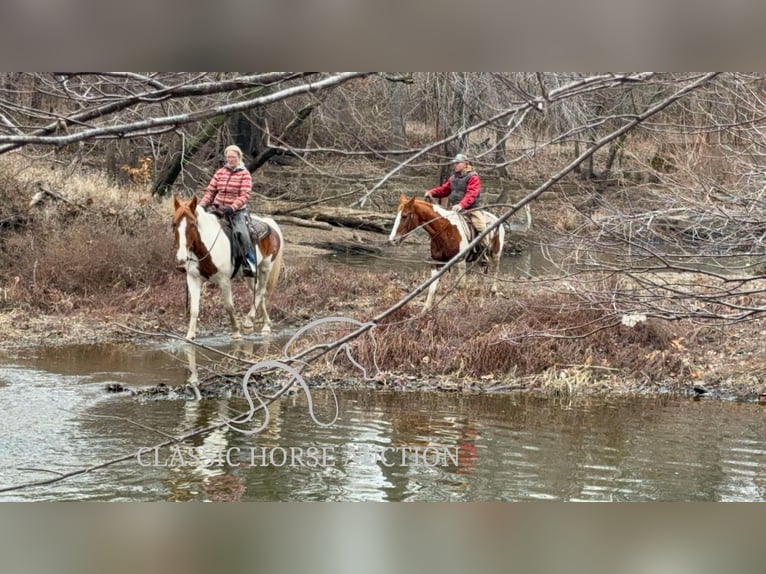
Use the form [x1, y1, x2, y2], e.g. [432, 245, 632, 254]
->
[200, 166, 252, 212]
[428, 171, 481, 210]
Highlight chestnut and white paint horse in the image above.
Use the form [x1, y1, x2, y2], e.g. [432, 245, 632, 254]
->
[389, 195, 504, 310]
[172, 196, 284, 339]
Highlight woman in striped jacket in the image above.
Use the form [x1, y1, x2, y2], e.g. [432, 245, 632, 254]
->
[199, 145, 257, 276]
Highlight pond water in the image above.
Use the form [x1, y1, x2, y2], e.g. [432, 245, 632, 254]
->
[1, 340, 765, 501]
[326, 241, 561, 279]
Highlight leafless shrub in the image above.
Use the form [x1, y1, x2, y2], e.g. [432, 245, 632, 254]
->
[1, 216, 172, 306]
[347, 287, 686, 381]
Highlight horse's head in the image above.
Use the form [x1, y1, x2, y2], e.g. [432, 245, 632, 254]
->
[389, 194, 423, 245]
[173, 195, 208, 271]
[172, 196, 224, 279]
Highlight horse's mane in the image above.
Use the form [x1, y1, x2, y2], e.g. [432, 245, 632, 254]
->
[406, 196, 452, 219]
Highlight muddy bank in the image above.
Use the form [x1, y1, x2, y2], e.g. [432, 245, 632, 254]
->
[112, 354, 766, 403]
[3, 302, 765, 403]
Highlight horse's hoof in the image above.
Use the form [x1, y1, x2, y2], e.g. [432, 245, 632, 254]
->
[232, 332, 242, 340]
[261, 326, 272, 336]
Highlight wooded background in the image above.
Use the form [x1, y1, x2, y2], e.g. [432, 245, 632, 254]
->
[1, 72, 764, 325]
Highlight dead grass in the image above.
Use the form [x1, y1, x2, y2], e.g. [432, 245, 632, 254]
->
[345, 286, 685, 382]
[1, 210, 173, 311]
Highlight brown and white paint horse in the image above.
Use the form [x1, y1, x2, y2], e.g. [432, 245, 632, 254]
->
[389, 195, 504, 310]
[172, 196, 284, 339]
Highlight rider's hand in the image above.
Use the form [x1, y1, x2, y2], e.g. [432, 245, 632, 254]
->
[222, 206, 234, 217]
[452, 204, 463, 212]
[423, 190, 432, 199]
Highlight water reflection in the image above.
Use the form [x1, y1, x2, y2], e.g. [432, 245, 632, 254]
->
[3, 343, 766, 501]
[179, 391, 766, 502]
[182, 344, 199, 390]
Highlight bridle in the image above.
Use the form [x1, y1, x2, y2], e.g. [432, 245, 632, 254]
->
[174, 208, 223, 267]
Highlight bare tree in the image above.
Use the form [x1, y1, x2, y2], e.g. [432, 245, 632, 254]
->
[3, 71, 765, 330]
[0, 72, 371, 193]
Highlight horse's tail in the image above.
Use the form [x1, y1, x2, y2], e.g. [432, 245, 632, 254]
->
[495, 214, 506, 246]
[488, 212, 505, 255]
[266, 223, 284, 294]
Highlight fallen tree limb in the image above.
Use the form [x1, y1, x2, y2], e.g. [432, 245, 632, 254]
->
[280, 206, 390, 232]
[262, 199, 392, 233]
[28, 182, 84, 209]
[271, 215, 333, 231]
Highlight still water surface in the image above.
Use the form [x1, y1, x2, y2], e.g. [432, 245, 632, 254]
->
[1, 341, 765, 501]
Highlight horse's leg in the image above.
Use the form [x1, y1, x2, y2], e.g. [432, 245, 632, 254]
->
[490, 229, 504, 296]
[186, 275, 202, 340]
[424, 266, 441, 311]
[183, 344, 202, 400]
[254, 261, 272, 335]
[456, 260, 468, 289]
[242, 263, 271, 335]
[258, 293, 272, 335]
[242, 276, 257, 333]
[489, 250, 500, 295]
[220, 278, 242, 339]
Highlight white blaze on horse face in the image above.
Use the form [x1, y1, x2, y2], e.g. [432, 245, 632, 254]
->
[389, 210, 403, 243]
[175, 218, 189, 265]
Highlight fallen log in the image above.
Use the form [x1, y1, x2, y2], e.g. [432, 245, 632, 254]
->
[312, 241, 383, 255]
[28, 182, 84, 209]
[262, 201, 393, 233]
[271, 215, 333, 231]
[300, 210, 390, 233]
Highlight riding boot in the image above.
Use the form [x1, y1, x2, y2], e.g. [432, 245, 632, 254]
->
[243, 251, 257, 277]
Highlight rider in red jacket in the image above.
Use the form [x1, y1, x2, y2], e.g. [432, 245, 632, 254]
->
[424, 153, 488, 250]
[425, 154, 481, 210]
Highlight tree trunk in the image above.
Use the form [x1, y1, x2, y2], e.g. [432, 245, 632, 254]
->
[389, 83, 408, 149]
[603, 134, 626, 179]
[573, 140, 581, 175]
[492, 124, 514, 206]
[247, 104, 315, 172]
[152, 83, 265, 197]
[231, 112, 257, 157]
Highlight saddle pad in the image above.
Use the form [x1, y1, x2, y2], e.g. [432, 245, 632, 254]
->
[248, 217, 272, 241]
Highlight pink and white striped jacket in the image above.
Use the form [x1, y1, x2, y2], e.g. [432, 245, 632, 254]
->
[200, 166, 252, 212]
